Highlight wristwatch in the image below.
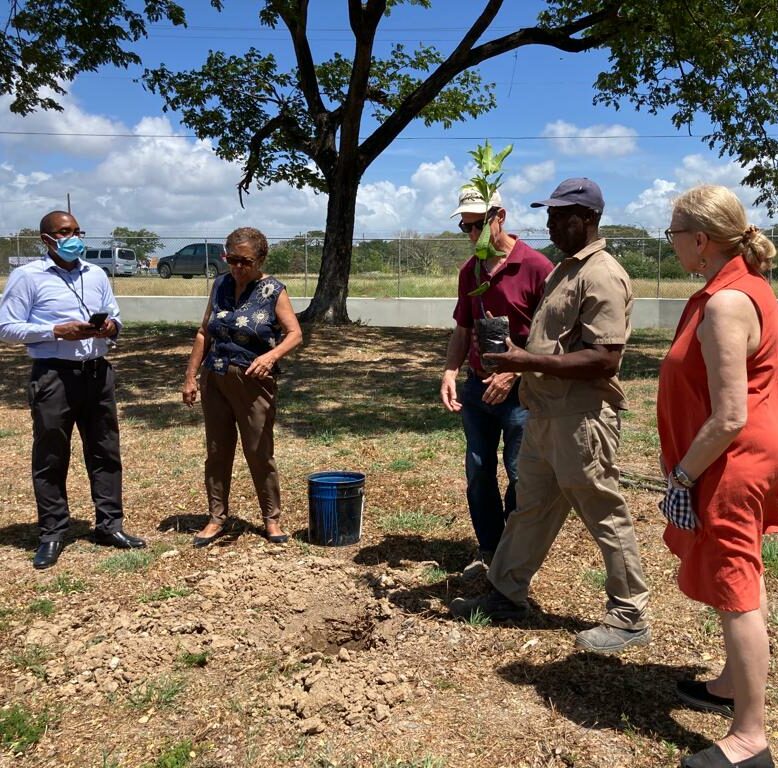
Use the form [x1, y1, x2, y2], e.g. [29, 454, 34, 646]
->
[671, 464, 695, 488]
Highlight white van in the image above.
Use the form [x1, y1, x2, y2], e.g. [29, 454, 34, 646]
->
[83, 247, 138, 277]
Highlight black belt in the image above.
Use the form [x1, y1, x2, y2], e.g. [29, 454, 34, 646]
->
[33, 357, 106, 372]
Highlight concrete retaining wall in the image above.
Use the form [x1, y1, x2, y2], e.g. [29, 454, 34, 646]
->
[115, 296, 687, 330]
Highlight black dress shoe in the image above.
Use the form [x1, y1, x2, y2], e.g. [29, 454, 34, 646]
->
[33, 541, 64, 570]
[94, 529, 147, 549]
[682, 744, 774, 767]
[192, 527, 225, 549]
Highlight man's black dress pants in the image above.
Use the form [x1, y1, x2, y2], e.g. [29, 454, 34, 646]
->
[28, 358, 123, 542]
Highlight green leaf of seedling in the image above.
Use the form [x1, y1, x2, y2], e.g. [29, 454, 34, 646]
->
[486, 241, 506, 260]
[474, 222, 491, 260]
[468, 281, 491, 297]
[494, 144, 513, 167]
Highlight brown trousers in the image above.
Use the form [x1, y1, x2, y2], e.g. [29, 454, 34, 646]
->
[200, 367, 281, 525]
[488, 405, 650, 630]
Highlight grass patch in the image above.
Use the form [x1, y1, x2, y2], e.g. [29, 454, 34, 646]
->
[762, 535, 778, 577]
[38, 572, 87, 595]
[139, 586, 192, 603]
[27, 598, 55, 617]
[11, 645, 50, 679]
[463, 607, 492, 627]
[0, 704, 49, 755]
[98, 548, 157, 575]
[387, 458, 415, 472]
[0, 606, 14, 631]
[128, 677, 186, 709]
[582, 569, 606, 590]
[421, 566, 448, 584]
[310, 428, 338, 446]
[177, 651, 208, 669]
[701, 607, 719, 637]
[0, 428, 17, 438]
[379, 510, 452, 533]
[142, 740, 193, 768]
[431, 676, 458, 691]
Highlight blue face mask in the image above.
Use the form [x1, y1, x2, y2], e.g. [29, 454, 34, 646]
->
[48, 235, 85, 262]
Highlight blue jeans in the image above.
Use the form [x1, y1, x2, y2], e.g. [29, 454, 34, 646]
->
[461, 373, 528, 553]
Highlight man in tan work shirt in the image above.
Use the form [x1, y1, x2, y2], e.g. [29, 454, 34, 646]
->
[450, 178, 651, 655]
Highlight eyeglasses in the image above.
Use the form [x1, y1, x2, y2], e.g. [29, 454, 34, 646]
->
[47, 228, 84, 237]
[460, 210, 500, 234]
[664, 228, 689, 245]
[225, 255, 255, 267]
[458, 218, 487, 234]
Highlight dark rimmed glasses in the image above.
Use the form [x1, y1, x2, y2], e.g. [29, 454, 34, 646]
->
[225, 254, 255, 267]
[459, 218, 488, 234]
[664, 228, 689, 245]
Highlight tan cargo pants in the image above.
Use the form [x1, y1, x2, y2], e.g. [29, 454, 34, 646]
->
[488, 405, 650, 629]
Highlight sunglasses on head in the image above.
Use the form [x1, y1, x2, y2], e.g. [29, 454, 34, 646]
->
[225, 254, 255, 267]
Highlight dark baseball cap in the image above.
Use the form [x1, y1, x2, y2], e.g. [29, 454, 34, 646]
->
[530, 178, 604, 213]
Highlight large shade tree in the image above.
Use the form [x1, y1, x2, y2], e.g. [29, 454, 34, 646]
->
[4, 1, 778, 323]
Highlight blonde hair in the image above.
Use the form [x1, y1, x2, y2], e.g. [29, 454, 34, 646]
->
[225, 227, 268, 265]
[673, 185, 775, 273]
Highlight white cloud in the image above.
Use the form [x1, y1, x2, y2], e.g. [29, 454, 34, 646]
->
[622, 155, 774, 230]
[542, 120, 638, 157]
[623, 179, 678, 230]
[502, 160, 555, 195]
[0, 90, 128, 157]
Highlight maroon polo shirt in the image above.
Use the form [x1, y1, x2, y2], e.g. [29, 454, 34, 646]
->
[453, 237, 554, 376]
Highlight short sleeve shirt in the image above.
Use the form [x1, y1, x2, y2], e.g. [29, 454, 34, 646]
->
[204, 273, 285, 374]
[519, 238, 632, 416]
[453, 238, 554, 375]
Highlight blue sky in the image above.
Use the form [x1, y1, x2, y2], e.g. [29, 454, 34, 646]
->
[0, 1, 772, 240]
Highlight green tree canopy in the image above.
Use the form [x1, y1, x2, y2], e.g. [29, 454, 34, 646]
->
[0, 1, 226, 115]
[0, 228, 44, 272]
[106, 227, 165, 262]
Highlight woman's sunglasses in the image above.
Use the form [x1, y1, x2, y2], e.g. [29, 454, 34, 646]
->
[225, 255, 255, 267]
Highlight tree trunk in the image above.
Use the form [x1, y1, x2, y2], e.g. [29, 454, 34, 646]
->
[297, 172, 359, 324]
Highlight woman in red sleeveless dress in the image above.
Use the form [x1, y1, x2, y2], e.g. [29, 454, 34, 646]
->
[657, 186, 778, 768]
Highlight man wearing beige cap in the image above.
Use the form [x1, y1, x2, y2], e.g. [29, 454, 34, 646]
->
[441, 185, 552, 579]
[450, 178, 651, 654]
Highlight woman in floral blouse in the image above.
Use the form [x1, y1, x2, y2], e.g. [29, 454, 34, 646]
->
[182, 227, 303, 547]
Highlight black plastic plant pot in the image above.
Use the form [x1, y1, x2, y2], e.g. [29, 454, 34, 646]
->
[475, 315, 510, 362]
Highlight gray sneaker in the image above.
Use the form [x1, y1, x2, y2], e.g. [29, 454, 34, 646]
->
[461, 550, 493, 581]
[450, 589, 528, 622]
[574, 624, 651, 654]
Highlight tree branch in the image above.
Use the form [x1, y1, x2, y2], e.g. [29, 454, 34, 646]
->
[339, 0, 386, 166]
[278, 0, 326, 118]
[359, 2, 623, 168]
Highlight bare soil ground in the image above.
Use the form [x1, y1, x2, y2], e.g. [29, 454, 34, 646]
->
[0, 325, 775, 768]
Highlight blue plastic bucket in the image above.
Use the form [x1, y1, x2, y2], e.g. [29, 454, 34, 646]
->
[307, 471, 365, 546]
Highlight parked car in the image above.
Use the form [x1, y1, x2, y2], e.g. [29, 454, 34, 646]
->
[156, 243, 227, 279]
[83, 247, 138, 277]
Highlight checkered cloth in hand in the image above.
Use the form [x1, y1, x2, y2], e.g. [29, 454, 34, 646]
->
[659, 480, 697, 530]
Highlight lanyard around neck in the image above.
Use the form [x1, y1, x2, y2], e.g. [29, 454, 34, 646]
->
[53, 266, 90, 319]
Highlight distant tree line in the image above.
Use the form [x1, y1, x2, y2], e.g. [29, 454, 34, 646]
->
[3, 225, 775, 281]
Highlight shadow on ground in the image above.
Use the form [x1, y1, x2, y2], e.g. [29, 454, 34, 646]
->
[0, 519, 93, 551]
[498, 653, 709, 753]
[354, 533, 472, 571]
[0, 324, 672, 435]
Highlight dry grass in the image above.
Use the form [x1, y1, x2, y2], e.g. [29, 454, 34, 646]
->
[0, 324, 775, 768]
[0, 274, 747, 300]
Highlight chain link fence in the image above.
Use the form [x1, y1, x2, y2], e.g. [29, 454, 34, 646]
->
[1, 230, 776, 299]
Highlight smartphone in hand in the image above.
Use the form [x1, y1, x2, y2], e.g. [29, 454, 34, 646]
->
[88, 311, 109, 328]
